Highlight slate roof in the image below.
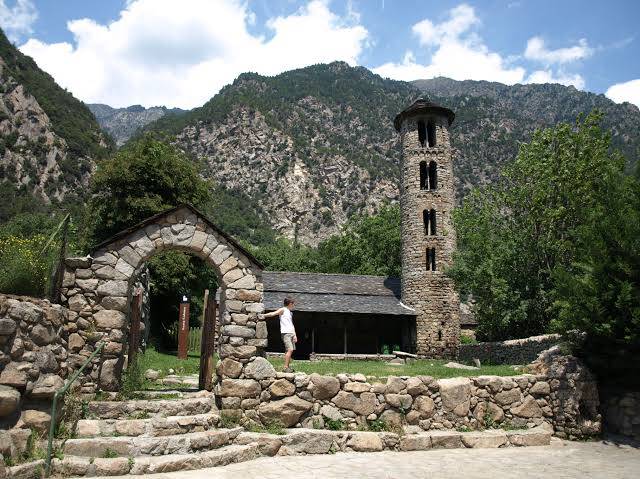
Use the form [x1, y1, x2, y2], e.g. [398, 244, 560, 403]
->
[394, 98, 456, 130]
[263, 271, 416, 316]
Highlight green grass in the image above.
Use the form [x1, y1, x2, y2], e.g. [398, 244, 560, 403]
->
[137, 346, 205, 377]
[266, 358, 517, 379]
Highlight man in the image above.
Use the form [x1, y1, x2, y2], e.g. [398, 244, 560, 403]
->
[261, 297, 297, 372]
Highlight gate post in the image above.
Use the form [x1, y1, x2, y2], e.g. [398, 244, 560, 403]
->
[199, 290, 217, 390]
[178, 295, 190, 360]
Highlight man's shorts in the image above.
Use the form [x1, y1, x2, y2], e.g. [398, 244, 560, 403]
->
[281, 333, 296, 351]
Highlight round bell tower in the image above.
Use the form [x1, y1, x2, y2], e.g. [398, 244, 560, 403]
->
[395, 99, 460, 358]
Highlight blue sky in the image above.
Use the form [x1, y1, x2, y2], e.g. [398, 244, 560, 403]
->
[1, 0, 638, 109]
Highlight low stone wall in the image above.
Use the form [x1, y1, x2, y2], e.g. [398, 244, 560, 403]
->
[0, 295, 72, 458]
[601, 391, 640, 441]
[216, 350, 600, 439]
[458, 334, 561, 365]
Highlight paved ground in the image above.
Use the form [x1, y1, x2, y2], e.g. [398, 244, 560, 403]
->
[108, 439, 640, 479]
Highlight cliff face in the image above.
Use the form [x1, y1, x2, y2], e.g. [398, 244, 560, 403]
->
[88, 104, 186, 146]
[0, 29, 110, 209]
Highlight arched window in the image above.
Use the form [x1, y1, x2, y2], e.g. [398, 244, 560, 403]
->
[420, 161, 428, 190]
[426, 247, 436, 271]
[428, 161, 438, 190]
[418, 120, 426, 147]
[427, 121, 436, 147]
[438, 329, 442, 341]
[430, 208, 436, 235]
[423, 209, 430, 235]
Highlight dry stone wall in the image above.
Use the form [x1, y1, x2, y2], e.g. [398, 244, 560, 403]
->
[59, 205, 265, 393]
[458, 334, 561, 365]
[601, 391, 640, 441]
[0, 295, 70, 458]
[218, 352, 600, 439]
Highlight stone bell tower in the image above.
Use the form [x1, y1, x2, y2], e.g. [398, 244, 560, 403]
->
[394, 99, 460, 358]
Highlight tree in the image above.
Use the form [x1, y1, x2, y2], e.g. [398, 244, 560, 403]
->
[318, 204, 401, 277]
[87, 134, 211, 245]
[450, 112, 633, 341]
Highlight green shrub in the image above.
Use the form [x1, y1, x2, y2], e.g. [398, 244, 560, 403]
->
[325, 419, 344, 430]
[0, 235, 53, 296]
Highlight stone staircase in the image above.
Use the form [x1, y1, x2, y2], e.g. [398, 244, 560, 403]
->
[36, 390, 554, 477]
[50, 392, 261, 476]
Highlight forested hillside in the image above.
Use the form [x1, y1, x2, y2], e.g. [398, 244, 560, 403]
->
[133, 62, 640, 244]
[0, 29, 112, 221]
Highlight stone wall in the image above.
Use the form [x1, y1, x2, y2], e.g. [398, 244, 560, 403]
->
[0, 295, 71, 458]
[601, 391, 640, 441]
[458, 334, 561, 365]
[217, 352, 600, 439]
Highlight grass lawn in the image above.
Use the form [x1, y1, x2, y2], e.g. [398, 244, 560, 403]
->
[136, 347, 518, 380]
[268, 357, 519, 379]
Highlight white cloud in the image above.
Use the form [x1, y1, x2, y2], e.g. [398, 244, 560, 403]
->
[0, 0, 37, 42]
[525, 69, 585, 89]
[373, 3, 526, 85]
[606, 79, 640, 108]
[524, 36, 593, 64]
[19, 0, 368, 108]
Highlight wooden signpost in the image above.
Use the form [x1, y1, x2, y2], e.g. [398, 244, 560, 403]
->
[177, 295, 190, 360]
[199, 289, 217, 391]
[128, 290, 142, 367]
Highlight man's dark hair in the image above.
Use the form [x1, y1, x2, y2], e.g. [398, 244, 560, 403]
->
[283, 297, 295, 306]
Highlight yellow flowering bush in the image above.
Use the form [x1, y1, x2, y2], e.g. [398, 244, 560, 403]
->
[0, 235, 53, 296]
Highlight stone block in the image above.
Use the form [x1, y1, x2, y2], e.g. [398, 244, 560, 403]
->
[308, 373, 340, 400]
[222, 325, 255, 338]
[220, 344, 257, 359]
[94, 309, 126, 329]
[244, 357, 276, 380]
[101, 296, 128, 312]
[0, 385, 20, 417]
[0, 318, 16, 335]
[31, 374, 64, 398]
[399, 434, 432, 451]
[511, 395, 543, 418]
[218, 358, 243, 378]
[31, 324, 56, 345]
[438, 377, 471, 416]
[258, 396, 313, 427]
[230, 276, 256, 290]
[222, 269, 243, 285]
[219, 379, 261, 398]
[430, 431, 463, 449]
[97, 280, 128, 296]
[245, 302, 265, 313]
[347, 432, 384, 452]
[460, 430, 508, 448]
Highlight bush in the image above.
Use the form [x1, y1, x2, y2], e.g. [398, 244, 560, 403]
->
[0, 235, 53, 296]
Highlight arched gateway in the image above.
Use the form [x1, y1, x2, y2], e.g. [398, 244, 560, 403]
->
[60, 204, 266, 392]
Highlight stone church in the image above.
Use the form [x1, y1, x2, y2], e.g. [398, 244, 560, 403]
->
[263, 99, 461, 358]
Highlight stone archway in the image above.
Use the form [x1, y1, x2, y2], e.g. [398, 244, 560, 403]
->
[59, 204, 266, 392]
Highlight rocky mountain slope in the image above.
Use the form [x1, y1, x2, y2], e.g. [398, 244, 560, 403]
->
[137, 62, 639, 245]
[0, 29, 111, 220]
[88, 104, 185, 145]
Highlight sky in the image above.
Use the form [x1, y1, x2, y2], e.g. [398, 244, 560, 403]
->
[0, 0, 638, 110]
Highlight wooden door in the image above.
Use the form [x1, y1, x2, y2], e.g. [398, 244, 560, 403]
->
[198, 290, 217, 390]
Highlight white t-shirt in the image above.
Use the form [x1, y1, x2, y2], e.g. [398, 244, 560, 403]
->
[279, 307, 295, 334]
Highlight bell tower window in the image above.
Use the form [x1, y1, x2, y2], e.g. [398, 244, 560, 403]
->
[427, 121, 436, 147]
[426, 247, 436, 271]
[423, 209, 437, 235]
[420, 161, 428, 190]
[418, 120, 426, 147]
[428, 161, 438, 190]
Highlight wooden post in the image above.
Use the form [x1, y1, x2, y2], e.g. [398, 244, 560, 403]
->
[128, 291, 142, 367]
[343, 321, 347, 356]
[178, 296, 190, 360]
[199, 290, 217, 391]
[311, 327, 315, 354]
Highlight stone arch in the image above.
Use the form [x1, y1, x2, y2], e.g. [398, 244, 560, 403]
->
[60, 204, 265, 392]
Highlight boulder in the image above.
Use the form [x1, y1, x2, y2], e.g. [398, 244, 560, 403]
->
[529, 381, 550, 395]
[332, 391, 377, 416]
[94, 309, 126, 329]
[31, 324, 56, 345]
[19, 409, 51, 432]
[269, 379, 296, 397]
[405, 377, 428, 396]
[244, 357, 276, 380]
[101, 296, 128, 312]
[222, 325, 255, 338]
[97, 280, 129, 296]
[413, 395, 436, 418]
[279, 430, 334, 454]
[473, 401, 505, 424]
[219, 379, 261, 398]
[0, 364, 28, 389]
[144, 369, 160, 380]
[99, 359, 121, 391]
[319, 404, 342, 421]
[385, 376, 406, 394]
[31, 374, 64, 398]
[0, 385, 20, 417]
[347, 432, 384, 452]
[344, 382, 371, 394]
[385, 393, 413, 409]
[0, 318, 17, 335]
[438, 377, 471, 416]
[218, 358, 243, 378]
[220, 344, 257, 360]
[511, 395, 543, 418]
[258, 396, 313, 427]
[308, 374, 340, 400]
[68, 333, 85, 352]
[379, 410, 403, 428]
[495, 387, 522, 406]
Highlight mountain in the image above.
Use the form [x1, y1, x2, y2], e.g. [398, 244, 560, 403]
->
[0, 29, 112, 219]
[87, 104, 186, 145]
[136, 62, 640, 245]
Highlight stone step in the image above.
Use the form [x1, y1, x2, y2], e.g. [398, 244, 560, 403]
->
[87, 394, 216, 420]
[63, 428, 243, 457]
[52, 444, 261, 477]
[77, 413, 221, 438]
